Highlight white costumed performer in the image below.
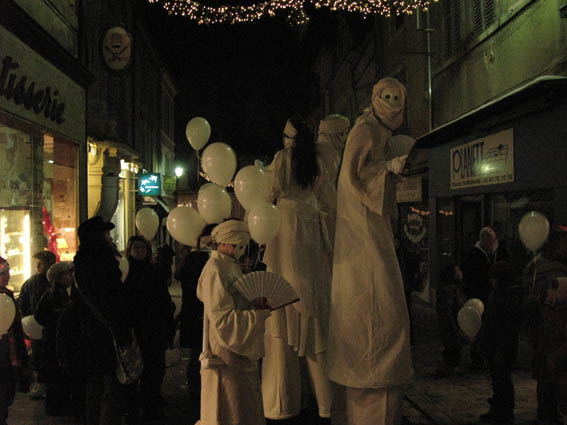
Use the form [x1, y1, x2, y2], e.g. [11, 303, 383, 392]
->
[196, 220, 271, 425]
[327, 77, 413, 425]
[315, 114, 350, 246]
[262, 117, 334, 420]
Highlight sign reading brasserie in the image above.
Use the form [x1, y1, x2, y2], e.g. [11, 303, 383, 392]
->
[0, 54, 66, 124]
[450, 128, 514, 189]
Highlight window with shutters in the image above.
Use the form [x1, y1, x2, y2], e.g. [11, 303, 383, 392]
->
[442, 0, 464, 60]
[473, 0, 495, 35]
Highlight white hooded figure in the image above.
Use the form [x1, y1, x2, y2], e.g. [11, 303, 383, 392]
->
[261, 117, 334, 420]
[196, 220, 271, 425]
[327, 78, 413, 425]
[315, 114, 350, 246]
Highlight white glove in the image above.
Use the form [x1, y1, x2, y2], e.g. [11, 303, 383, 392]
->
[387, 154, 408, 175]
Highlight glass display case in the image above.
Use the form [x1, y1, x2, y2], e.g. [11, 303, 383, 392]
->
[0, 209, 32, 293]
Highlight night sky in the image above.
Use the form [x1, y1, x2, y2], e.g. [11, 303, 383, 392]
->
[142, 2, 339, 169]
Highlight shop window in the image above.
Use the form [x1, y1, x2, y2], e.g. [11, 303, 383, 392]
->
[0, 125, 33, 292]
[43, 136, 78, 262]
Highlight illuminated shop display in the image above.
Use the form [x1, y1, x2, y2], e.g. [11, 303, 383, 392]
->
[0, 123, 78, 292]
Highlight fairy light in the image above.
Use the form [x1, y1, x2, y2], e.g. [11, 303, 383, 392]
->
[147, 0, 434, 26]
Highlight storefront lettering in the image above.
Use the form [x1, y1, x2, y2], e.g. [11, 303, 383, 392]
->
[452, 141, 484, 179]
[0, 55, 66, 124]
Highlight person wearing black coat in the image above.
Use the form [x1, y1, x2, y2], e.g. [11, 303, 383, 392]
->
[73, 216, 134, 425]
[18, 250, 56, 398]
[478, 261, 523, 425]
[124, 235, 175, 420]
[435, 263, 468, 377]
[34, 261, 85, 420]
[173, 224, 214, 399]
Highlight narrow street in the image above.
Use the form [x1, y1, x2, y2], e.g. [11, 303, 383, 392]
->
[6, 286, 538, 425]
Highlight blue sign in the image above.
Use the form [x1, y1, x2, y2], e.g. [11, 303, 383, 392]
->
[138, 173, 161, 196]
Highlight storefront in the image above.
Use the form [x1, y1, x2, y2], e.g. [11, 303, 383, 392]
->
[87, 140, 139, 253]
[419, 76, 567, 299]
[0, 5, 91, 292]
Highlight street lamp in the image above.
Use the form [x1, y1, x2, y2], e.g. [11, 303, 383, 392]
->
[175, 167, 184, 177]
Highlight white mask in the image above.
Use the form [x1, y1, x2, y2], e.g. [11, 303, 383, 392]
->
[233, 245, 247, 260]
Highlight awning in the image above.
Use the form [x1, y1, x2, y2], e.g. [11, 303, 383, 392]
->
[416, 76, 567, 150]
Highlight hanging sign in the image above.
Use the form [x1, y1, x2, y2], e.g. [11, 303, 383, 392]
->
[396, 176, 422, 203]
[450, 128, 514, 189]
[138, 173, 161, 196]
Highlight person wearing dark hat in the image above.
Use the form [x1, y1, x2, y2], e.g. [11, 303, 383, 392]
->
[73, 216, 134, 425]
[478, 261, 524, 425]
[17, 249, 56, 400]
[0, 256, 29, 425]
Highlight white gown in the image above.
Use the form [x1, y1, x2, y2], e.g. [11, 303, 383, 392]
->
[196, 250, 270, 425]
[261, 146, 334, 419]
[327, 110, 413, 389]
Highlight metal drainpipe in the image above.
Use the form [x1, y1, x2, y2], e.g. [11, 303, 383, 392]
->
[416, 8, 434, 132]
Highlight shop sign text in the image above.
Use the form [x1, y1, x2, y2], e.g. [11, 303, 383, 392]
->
[0, 54, 66, 124]
[450, 129, 514, 189]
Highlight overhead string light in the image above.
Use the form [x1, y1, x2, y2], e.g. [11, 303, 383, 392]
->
[147, 0, 435, 25]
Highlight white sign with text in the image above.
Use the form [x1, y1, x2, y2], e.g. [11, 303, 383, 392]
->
[450, 128, 514, 189]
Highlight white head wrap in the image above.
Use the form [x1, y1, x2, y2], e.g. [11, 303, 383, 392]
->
[371, 77, 407, 131]
[318, 114, 350, 135]
[46, 261, 74, 283]
[212, 220, 250, 246]
[283, 120, 297, 148]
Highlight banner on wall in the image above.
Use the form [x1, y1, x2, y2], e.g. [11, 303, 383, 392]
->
[450, 128, 514, 189]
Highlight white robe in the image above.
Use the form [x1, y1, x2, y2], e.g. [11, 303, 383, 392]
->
[327, 111, 413, 389]
[315, 133, 345, 247]
[196, 250, 270, 425]
[263, 147, 332, 356]
[261, 147, 334, 419]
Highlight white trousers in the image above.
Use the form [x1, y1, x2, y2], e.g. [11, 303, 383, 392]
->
[262, 336, 333, 419]
[331, 384, 405, 425]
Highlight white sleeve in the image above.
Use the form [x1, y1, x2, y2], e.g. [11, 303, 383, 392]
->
[200, 265, 270, 360]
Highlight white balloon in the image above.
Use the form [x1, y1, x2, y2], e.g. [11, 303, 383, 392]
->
[457, 305, 482, 339]
[118, 255, 129, 282]
[0, 294, 15, 336]
[22, 315, 43, 340]
[519, 211, 550, 252]
[201, 142, 237, 187]
[185, 117, 211, 151]
[234, 166, 269, 210]
[248, 202, 281, 245]
[197, 183, 232, 224]
[167, 206, 206, 247]
[135, 208, 159, 240]
[464, 298, 484, 316]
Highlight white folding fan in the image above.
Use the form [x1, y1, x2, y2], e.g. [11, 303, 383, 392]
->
[233, 271, 299, 311]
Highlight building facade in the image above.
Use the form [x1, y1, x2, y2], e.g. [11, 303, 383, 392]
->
[0, 0, 91, 292]
[81, 0, 177, 252]
[314, 0, 567, 302]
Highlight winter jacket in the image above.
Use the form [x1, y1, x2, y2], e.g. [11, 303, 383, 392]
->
[174, 250, 209, 349]
[123, 258, 175, 353]
[73, 243, 133, 375]
[34, 285, 71, 369]
[479, 283, 523, 365]
[436, 278, 467, 346]
[17, 274, 49, 318]
[462, 242, 510, 303]
[534, 298, 567, 382]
